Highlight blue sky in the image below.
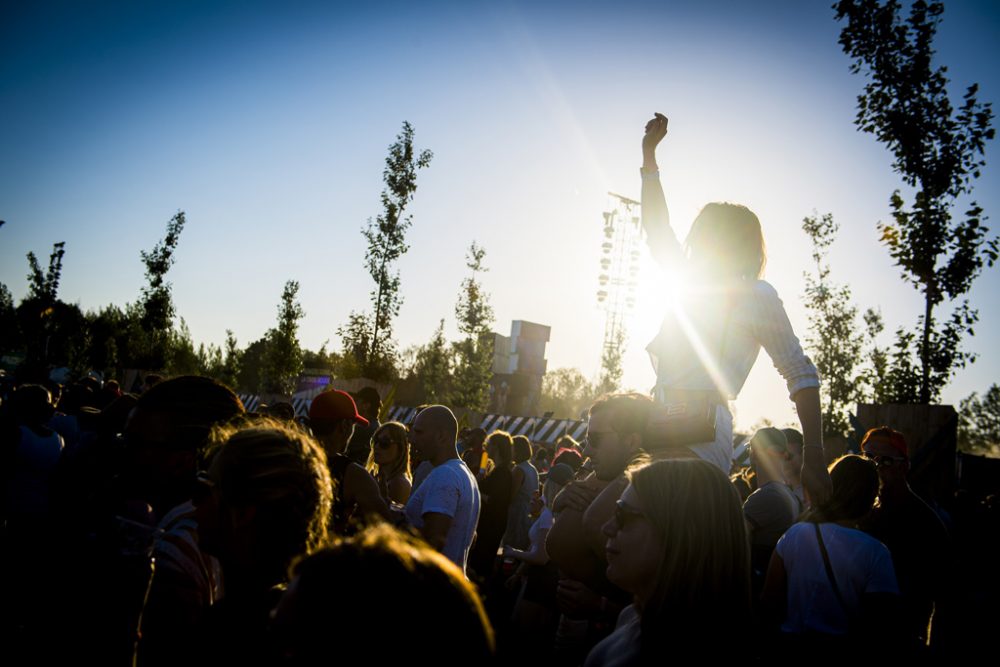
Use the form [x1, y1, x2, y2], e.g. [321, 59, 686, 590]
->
[2, 0, 999, 428]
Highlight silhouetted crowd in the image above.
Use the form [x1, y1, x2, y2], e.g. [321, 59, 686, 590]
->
[2, 371, 999, 666]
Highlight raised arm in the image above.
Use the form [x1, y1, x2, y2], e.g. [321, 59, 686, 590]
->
[641, 113, 683, 267]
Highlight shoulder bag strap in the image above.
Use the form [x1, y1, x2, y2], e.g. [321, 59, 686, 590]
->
[814, 522, 850, 613]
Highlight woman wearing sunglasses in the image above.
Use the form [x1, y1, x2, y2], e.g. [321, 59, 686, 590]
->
[366, 421, 412, 506]
[586, 458, 750, 666]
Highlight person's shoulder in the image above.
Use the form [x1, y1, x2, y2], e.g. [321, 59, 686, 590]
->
[748, 279, 781, 301]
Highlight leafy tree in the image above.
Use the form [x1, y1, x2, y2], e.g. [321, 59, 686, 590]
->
[343, 121, 433, 380]
[220, 329, 241, 389]
[861, 307, 892, 404]
[597, 329, 625, 396]
[0, 283, 18, 357]
[261, 280, 305, 396]
[413, 319, 452, 404]
[801, 213, 864, 438]
[452, 242, 494, 411]
[166, 318, 201, 376]
[958, 384, 1000, 456]
[237, 337, 268, 394]
[26, 241, 65, 304]
[135, 211, 186, 370]
[539, 367, 596, 419]
[835, 0, 997, 403]
[18, 242, 84, 372]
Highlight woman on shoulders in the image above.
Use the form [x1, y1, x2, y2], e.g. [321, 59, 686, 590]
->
[640, 113, 829, 503]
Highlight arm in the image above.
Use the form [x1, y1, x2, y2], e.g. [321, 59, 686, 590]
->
[582, 476, 629, 559]
[503, 528, 551, 566]
[749, 282, 830, 506]
[510, 466, 525, 504]
[387, 475, 411, 505]
[793, 386, 831, 507]
[641, 113, 684, 267]
[345, 464, 393, 522]
[420, 512, 454, 552]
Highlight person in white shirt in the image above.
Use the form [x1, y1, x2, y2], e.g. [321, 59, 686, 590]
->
[404, 405, 481, 576]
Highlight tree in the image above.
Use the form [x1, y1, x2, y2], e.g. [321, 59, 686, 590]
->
[539, 367, 596, 419]
[220, 329, 241, 390]
[261, 280, 305, 396]
[26, 241, 65, 304]
[343, 121, 433, 380]
[237, 337, 268, 394]
[136, 211, 186, 369]
[836, 0, 997, 403]
[597, 329, 625, 396]
[413, 319, 453, 404]
[801, 213, 864, 438]
[18, 242, 84, 372]
[0, 282, 18, 357]
[452, 242, 495, 411]
[958, 384, 1000, 456]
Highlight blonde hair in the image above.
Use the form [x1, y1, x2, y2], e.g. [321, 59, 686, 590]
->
[365, 421, 411, 493]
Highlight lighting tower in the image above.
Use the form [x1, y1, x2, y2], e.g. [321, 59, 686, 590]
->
[597, 192, 643, 386]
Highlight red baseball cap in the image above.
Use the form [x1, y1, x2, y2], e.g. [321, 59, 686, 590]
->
[860, 426, 908, 459]
[308, 390, 369, 426]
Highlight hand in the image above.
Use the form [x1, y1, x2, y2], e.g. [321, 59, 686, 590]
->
[553, 481, 602, 513]
[556, 578, 603, 618]
[642, 112, 668, 155]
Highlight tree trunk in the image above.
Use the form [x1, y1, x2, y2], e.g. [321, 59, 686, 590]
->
[920, 289, 933, 404]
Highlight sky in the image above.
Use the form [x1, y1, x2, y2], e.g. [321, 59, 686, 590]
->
[2, 0, 999, 430]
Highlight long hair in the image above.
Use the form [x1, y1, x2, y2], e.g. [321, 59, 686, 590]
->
[684, 202, 766, 282]
[628, 458, 751, 658]
[365, 421, 411, 490]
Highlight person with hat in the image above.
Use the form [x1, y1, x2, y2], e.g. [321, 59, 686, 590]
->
[308, 390, 392, 533]
[743, 427, 800, 599]
[860, 426, 950, 649]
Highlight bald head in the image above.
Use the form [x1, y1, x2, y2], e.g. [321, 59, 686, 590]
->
[411, 405, 459, 465]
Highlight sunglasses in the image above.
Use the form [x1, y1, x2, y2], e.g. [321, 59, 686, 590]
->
[863, 453, 906, 468]
[613, 499, 646, 530]
[374, 437, 399, 450]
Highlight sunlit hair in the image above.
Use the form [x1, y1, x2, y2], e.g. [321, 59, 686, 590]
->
[366, 421, 412, 489]
[807, 454, 878, 524]
[627, 458, 751, 657]
[512, 435, 533, 464]
[205, 418, 333, 579]
[486, 430, 514, 468]
[277, 524, 494, 663]
[684, 202, 766, 281]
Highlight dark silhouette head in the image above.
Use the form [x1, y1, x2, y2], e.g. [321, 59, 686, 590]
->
[272, 524, 495, 665]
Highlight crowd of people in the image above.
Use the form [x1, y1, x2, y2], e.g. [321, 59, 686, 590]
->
[2, 113, 998, 665]
[3, 374, 996, 665]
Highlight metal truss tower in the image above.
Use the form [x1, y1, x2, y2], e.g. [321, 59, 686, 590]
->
[597, 192, 643, 377]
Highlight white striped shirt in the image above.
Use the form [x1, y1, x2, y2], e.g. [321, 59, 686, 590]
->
[641, 169, 819, 472]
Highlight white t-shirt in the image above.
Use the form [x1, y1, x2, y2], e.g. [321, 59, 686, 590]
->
[404, 458, 481, 575]
[775, 521, 898, 635]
